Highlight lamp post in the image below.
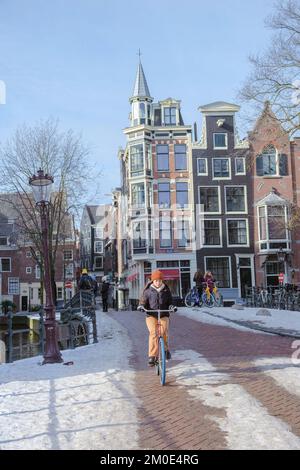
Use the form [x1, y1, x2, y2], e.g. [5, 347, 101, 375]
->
[29, 169, 63, 364]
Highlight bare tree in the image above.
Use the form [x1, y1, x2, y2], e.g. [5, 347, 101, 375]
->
[239, 0, 300, 136]
[0, 119, 101, 299]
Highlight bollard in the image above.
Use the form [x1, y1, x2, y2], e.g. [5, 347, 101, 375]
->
[7, 308, 13, 363]
[0, 339, 5, 364]
[39, 308, 45, 355]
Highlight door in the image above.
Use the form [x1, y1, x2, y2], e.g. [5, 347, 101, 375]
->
[21, 296, 28, 311]
[237, 257, 254, 298]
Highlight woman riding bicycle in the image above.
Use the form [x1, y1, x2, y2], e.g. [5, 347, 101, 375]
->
[193, 270, 205, 298]
[138, 270, 174, 367]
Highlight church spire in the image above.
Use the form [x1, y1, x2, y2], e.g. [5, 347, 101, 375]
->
[131, 55, 152, 101]
[129, 53, 153, 127]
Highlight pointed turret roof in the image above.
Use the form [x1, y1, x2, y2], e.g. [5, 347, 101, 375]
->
[131, 60, 152, 100]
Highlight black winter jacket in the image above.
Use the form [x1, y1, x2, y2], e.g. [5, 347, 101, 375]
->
[140, 282, 173, 318]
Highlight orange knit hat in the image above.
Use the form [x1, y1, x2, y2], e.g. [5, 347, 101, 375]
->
[151, 270, 164, 281]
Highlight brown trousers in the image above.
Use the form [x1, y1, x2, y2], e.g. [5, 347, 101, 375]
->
[145, 316, 169, 357]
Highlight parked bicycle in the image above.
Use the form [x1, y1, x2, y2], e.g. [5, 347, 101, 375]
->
[138, 306, 177, 386]
[185, 286, 203, 308]
[245, 284, 300, 311]
[201, 281, 223, 308]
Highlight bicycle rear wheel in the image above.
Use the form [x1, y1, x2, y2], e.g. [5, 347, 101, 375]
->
[158, 337, 166, 386]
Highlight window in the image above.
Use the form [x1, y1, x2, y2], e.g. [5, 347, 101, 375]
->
[235, 157, 246, 175]
[0, 258, 11, 272]
[95, 227, 104, 239]
[213, 133, 227, 149]
[201, 220, 221, 246]
[213, 158, 230, 178]
[158, 182, 170, 208]
[164, 107, 176, 125]
[256, 145, 287, 177]
[8, 278, 19, 295]
[130, 144, 144, 176]
[197, 158, 208, 175]
[94, 241, 103, 253]
[177, 219, 190, 247]
[139, 103, 146, 124]
[225, 187, 246, 213]
[26, 251, 32, 258]
[57, 287, 63, 300]
[268, 206, 286, 240]
[227, 220, 248, 245]
[0, 237, 8, 246]
[259, 206, 267, 240]
[175, 145, 187, 170]
[65, 263, 74, 279]
[63, 250, 73, 261]
[205, 257, 231, 288]
[156, 145, 169, 171]
[131, 183, 145, 208]
[94, 257, 103, 270]
[133, 221, 147, 249]
[35, 265, 41, 279]
[159, 219, 172, 248]
[199, 187, 220, 213]
[176, 182, 189, 208]
[266, 261, 284, 286]
[26, 267, 32, 274]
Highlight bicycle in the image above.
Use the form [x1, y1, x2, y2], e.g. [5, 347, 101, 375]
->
[185, 286, 203, 308]
[138, 306, 177, 386]
[201, 281, 223, 308]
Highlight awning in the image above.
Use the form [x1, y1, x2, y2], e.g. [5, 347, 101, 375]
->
[149, 269, 180, 280]
[127, 272, 138, 282]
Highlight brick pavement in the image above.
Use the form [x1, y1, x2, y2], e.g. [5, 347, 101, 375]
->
[110, 309, 299, 450]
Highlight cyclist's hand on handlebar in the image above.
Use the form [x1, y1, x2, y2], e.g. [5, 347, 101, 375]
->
[169, 305, 177, 312]
[137, 305, 145, 312]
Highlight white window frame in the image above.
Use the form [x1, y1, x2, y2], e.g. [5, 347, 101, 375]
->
[235, 157, 246, 176]
[0, 236, 9, 246]
[200, 218, 223, 248]
[204, 256, 232, 288]
[26, 267, 32, 274]
[26, 251, 32, 258]
[8, 277, 19, 295]
[257, 204, 291, 252]
[213, 133, 228, 150]
[198, 186, 221, 215]
[130, 181, 146, 209]
[94, 241, 104, 254]
[56, 286, 63, 300]
[226, 219, 249, 247]
[95, 227, 104, 239]
[212, 157, 231, 180]
[225, 185, 248, 215]
[35, 265, 41, 280]
[197, 158, 208, 176]
[0, 257, 11, 272]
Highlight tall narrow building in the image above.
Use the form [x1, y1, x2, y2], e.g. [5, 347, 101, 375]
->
[119, 59, 196, 307]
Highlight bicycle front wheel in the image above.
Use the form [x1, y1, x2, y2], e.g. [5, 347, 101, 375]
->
[185, 291, 196, 307]
[158, 337, 166, 386]
[202, 292, 214, 308]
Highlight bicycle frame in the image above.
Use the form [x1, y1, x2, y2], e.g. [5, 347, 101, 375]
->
[141, 307, 176, 386]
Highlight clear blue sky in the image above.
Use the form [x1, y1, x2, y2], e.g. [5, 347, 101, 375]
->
[0, 0, 276, 203]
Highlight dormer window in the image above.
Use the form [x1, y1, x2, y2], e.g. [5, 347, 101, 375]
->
[164, 107, 177, 125]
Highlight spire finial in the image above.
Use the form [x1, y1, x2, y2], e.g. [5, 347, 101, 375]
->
[137, 48, 142, 62]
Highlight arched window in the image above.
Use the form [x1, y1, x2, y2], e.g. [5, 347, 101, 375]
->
[256, 145, 277, 176]
[139, 103, 146, 124]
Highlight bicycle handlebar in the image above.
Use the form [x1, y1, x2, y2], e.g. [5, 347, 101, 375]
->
[138, 307, 177, 313]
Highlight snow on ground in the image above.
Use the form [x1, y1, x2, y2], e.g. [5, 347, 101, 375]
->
[178, 306, 300, 336]
[169, 350, 300, 450]
[254, 356, 300, 399]
[0, 312, 139, 450]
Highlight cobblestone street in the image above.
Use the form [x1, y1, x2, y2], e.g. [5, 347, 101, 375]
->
[111, 310, 300, 450]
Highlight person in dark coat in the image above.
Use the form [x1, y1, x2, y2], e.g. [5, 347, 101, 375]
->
[101, 279, 110, 312]
[78, 269, 93, 291]
[138, 270, 174, 366]
[193, 270, 205, 298]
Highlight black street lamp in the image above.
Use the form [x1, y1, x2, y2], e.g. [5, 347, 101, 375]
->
[29, 169, 63, 364]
